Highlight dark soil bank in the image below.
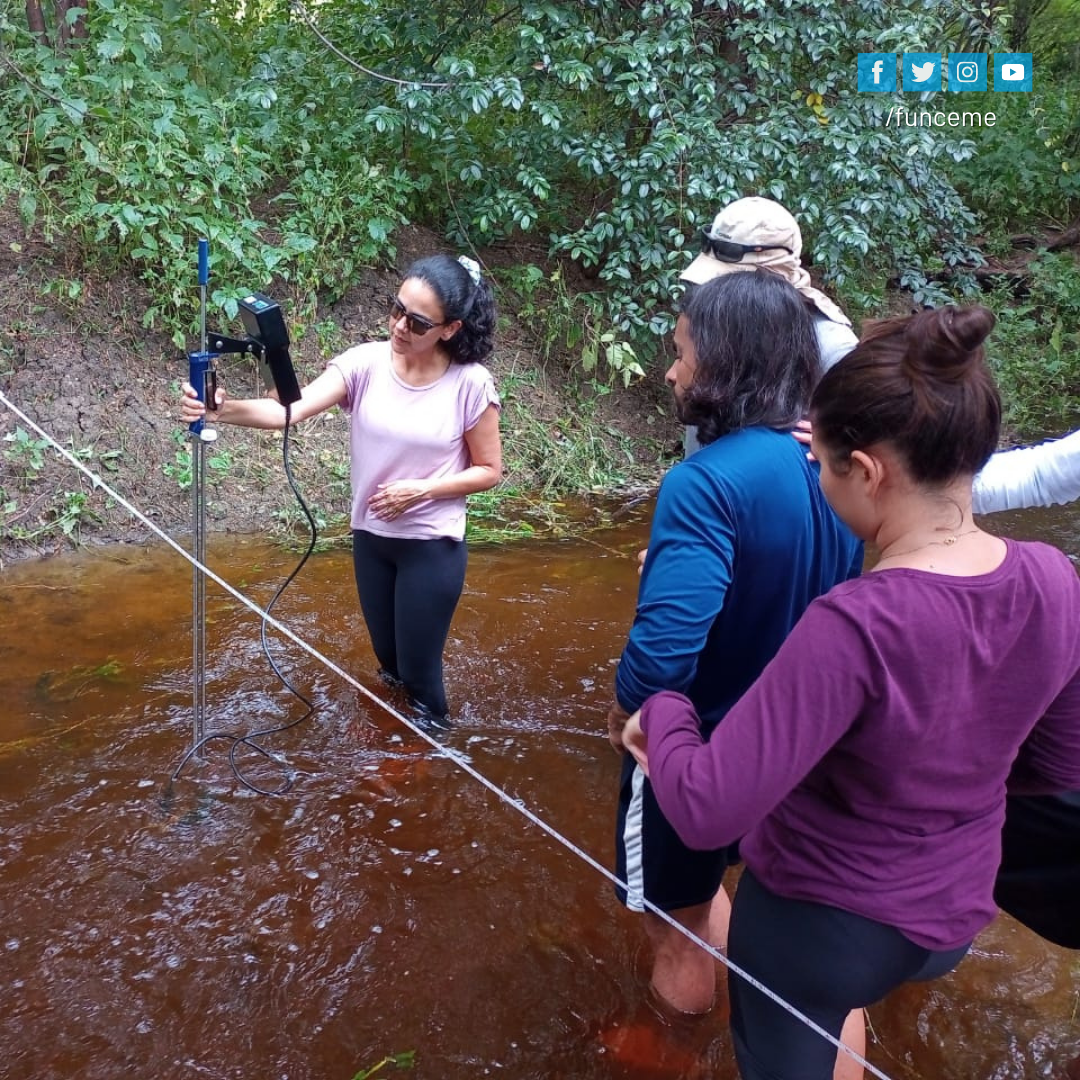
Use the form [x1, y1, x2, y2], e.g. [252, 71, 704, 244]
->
[0, 203, 676, 566]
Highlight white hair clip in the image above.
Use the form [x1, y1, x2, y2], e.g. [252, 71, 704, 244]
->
[458, 255, 482, 286]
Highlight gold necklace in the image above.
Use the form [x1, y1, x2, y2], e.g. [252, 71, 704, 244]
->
[875, 527, 982, 564]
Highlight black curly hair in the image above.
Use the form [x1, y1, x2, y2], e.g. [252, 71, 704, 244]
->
[403, 255, 497, 365]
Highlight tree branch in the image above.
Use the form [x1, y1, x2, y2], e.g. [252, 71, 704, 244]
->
[24, 0, 49, 46]
[1047, 215, 1080, 252]
[289, 0, 451, 89]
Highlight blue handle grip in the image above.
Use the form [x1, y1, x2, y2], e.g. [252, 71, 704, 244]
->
[198, 239, 209, 287]
[187, 350, 216, 435]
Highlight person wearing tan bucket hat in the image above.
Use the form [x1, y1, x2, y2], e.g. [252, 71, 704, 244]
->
[680, 197, 857, 457]
[681, 195, 855, 367]
[678, 197, 1080, 518]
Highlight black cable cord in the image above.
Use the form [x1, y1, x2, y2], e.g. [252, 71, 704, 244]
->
[169, 402, 320, 797]
[228, 405, 319, 793]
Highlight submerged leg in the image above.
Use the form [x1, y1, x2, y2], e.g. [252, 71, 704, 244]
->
[645, 887, 731, 1015]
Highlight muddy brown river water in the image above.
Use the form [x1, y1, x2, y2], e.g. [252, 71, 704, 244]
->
[1, 501, 1078, 1080]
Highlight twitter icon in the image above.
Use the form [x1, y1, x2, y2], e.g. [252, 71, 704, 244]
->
[903, 52, 942, 91]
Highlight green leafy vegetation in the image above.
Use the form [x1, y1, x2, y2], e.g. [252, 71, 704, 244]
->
[986, 252, 1080, 436]
[950, 0, 1079, 234]
[33, 657, 125, 705]
[0, 2, 1010, 333]
[2, 425, 50, 479]
[162, 429, 236, 490]
[0, 426, 108, 545]
[948, 0, 1080, 438]
[465, 487, 538, 543]
[0, 486, 102, 544]
[1, 0, 1079, 515]
[1, 0, 416, 343]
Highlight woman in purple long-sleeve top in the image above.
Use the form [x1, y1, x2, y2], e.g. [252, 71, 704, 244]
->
[623, 304, 1080, 1080]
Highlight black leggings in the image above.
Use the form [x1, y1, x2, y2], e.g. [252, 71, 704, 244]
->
[351, 529, 467, 718]
[728, 870, 971, 1080]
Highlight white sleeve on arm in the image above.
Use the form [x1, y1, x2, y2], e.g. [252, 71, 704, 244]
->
[683, 425, 702, 457]
[814, 316, 859, 374]
[972, 429, 1080, 514]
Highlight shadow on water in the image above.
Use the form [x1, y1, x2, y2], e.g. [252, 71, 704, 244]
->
[0, 502, 1078, 1080]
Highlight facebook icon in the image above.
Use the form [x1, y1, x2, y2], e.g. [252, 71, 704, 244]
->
[858, 52, 897, 92]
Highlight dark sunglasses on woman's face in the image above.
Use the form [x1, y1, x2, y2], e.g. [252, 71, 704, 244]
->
[699, 230, 794, 263]
[388, 297, 447, 336]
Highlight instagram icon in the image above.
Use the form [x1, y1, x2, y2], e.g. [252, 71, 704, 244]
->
[948, 52, 987, 91]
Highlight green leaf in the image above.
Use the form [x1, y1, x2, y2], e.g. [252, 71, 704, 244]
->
[16, 191, 37, 226]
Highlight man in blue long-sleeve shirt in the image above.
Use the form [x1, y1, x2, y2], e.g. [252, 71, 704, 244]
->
[607, 268, 862, 1015]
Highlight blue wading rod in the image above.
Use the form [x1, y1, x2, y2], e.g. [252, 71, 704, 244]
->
[188, 238, 217, 755]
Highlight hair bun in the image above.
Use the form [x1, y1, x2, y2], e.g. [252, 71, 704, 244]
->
[903, 304, 996, 382]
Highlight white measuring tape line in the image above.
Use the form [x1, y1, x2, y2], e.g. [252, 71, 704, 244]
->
[0, 389, 895, 1080]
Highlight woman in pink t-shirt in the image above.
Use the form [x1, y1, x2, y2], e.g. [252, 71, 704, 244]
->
[181, 254, 502, 730]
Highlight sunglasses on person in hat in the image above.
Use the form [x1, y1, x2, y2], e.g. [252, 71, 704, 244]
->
[699, 230, 794, 264]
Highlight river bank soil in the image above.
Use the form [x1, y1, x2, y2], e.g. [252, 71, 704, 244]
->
[0, 200, 677, 566]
